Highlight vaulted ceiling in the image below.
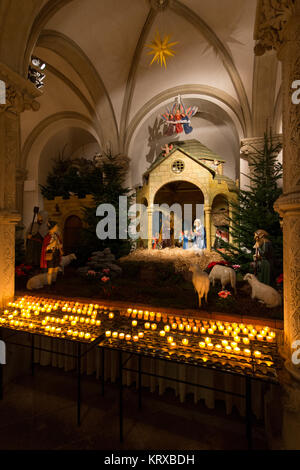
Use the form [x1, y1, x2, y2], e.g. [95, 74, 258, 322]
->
[0, 0, 282, 207]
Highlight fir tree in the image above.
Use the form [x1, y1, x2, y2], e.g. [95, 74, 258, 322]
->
[218, 132, 283, 275]
[80, 151, 132, 261]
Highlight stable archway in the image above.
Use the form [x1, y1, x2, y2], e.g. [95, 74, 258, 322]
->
[153, 181, 204, 247]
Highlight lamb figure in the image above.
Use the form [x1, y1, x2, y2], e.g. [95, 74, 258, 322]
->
[60, 253, 77, 273]
[243, 273, 282, 308]
[189, 264, 210, 308]
[26, 273, 48, 290]
[209, 264, 237, 294]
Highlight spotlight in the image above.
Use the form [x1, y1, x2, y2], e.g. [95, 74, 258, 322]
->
[28, 57, 46, 90]
[31, 56, 46, 71]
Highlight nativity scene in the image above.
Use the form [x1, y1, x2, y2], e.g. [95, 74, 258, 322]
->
[0, 0, 299, 453]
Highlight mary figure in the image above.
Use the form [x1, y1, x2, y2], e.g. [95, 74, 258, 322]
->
[193, 219, 206, 250]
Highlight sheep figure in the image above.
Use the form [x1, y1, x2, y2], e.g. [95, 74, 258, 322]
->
[60, 253, 77, 273]
[26, 273, 48, 290]
[243, 273, 282, 308]
[189, 264, 210, 308]
[209, 264, 237, 294]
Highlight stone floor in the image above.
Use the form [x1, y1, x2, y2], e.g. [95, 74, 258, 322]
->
[0, 365, 268, 450]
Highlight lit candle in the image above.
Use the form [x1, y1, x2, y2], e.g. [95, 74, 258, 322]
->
[243, 337, 250, 345]
[170, 342, 176, 349]
[207, 343, 214, 350]
[79, 332, 84, 338]
[85, 333, 91, 340]
[244, 349, 251, 357]
[182, 338, 189, 346]
[215, 344, 222, 351]
[185, 325, 191, 332]
[200, 327, 206, 334]
[205, 337, 211, 344]
[231, 342, 237, 348]
[193, 326, 199, 334]
[96, 320, 101, 326]
[167, 336, 173, 343]
[127, 308, 132, 314]
[125, 334, 131, 341]
[112, 332, 118, 338]
[138, 332, 144, 339]
[254, 350, 262, 358]
[257, 334, 263, 341]
[119, 333, 125, 340]
[223, 330, 229, 336]
[133, 335, 139, 342]
[225, 345, 232, 353]
[105, 331, 111, 337]
[132, 320, 137, 327]
[208, 328, 214, 335]
[199, 342, 206, 349]
[164, 325, 170, 332]
[222, 340, 228, 347]
[172, 323, 178, 330]
[159, 330, 166, 337]
[151, 323, 157, 331]
[144, 322, 150, 329]
[266, 336, 273, 342]
[109, 312, 114, 319]
[234, 336, 240, 343]
[178, 324, 184, 331]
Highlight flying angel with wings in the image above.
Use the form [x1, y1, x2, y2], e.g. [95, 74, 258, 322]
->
[161, 96, 198, 135]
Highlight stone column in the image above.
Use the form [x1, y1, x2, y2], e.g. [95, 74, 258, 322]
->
[255, 0, 300, 449]
[204, 206, 211, 251]
[16, 167, 28, 220]
[0, 62, 40, 307]
[240, 135, 282, 181]
[147, 207, 153, 249]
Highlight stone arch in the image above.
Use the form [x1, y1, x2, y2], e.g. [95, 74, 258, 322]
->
[37, 30, 119, 152]
[125, 85, 245, 155]
[151, 176, 209, 207]
[22, 111, 100, 171]
[22, 112, 100, 230]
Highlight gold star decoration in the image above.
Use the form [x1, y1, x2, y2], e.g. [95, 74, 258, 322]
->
[146, 30, 178, 69]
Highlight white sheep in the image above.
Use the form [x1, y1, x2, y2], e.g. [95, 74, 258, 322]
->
[209, 264, 237, 294]
[26, 272, 48, 290]
[189, 264, 210, 308]
[60, 253, 77, 273]
[243, 273, 282, 308]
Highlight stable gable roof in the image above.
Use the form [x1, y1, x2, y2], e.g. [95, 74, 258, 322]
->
[144, 139, 224, 178]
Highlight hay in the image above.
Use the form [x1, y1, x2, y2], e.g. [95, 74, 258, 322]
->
[120, 248, 223, 273]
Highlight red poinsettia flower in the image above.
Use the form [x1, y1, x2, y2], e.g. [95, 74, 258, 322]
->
[276, 273, 283, 284]
[102, 268, 110, 274]
[101, 276, 110, 283]
[218, 290, 232, 299]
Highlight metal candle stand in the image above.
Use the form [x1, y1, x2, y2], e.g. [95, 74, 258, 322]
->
[0, 295, 282, 450]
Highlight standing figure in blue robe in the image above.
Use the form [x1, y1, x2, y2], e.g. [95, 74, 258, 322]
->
[193, 219, 206, 250]
[179, 231, 190, 249]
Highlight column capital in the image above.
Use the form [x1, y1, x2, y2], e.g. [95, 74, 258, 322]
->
[274, 192, 300, 216]
[254, 0, 297, 56]
[240, 134, 283, 161]
[0, 62, 41, 114]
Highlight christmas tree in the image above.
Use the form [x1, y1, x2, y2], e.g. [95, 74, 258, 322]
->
[218, 132, 283, 275]
[80, 151, 132, 261]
